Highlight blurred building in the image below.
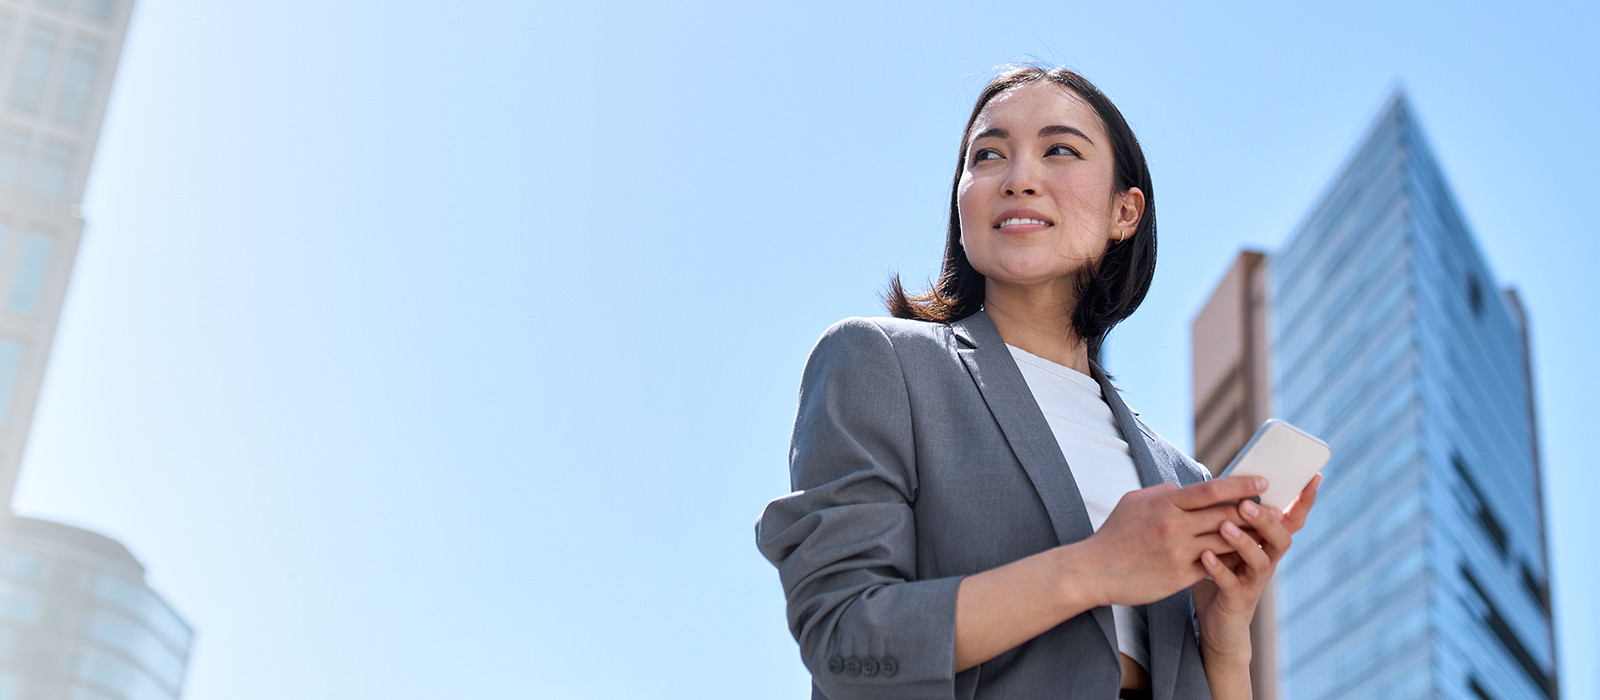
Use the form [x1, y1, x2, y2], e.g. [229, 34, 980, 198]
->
[0, 516, 191, 699]
[0, 1, 193, 699]
[1191, 249, 1279, 698]
[0, 0, 132, 508]
[1193, 93, 1557, 699]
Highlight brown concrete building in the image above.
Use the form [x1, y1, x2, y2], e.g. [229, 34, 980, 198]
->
[1191, 249, 1278, 700]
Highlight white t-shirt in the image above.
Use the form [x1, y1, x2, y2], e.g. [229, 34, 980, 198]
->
[1007, 344, 1150, 673]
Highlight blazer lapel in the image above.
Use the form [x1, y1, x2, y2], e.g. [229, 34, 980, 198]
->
[1092, 361, 1190, 700]
[949, 312, 1117, 654]
[1090, 363, 1175, 489]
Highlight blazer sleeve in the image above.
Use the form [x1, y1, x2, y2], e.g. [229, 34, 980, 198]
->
[755, 318, 963, 699]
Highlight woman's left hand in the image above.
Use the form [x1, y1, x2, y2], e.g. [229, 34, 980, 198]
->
[1193, 473, 1322, 661]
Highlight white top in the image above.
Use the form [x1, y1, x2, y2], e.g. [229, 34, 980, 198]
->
[1007, 344, 1150, 673]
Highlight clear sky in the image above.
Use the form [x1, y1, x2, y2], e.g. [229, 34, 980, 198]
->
[11, 1, 1599, 697]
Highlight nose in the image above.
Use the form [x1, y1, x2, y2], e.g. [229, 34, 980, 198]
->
[1002, 160, 1038, 197]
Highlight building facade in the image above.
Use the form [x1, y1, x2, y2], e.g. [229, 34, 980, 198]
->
[1193, 94, 1556, 699]
[1191, 249, 1281, 699]
[0, 2, 192, 698]
[0, 516, 191, 699]
[0, 0, 133, 508]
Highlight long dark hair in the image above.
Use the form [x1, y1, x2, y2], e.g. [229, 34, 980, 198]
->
[885, 65, 1157, 364]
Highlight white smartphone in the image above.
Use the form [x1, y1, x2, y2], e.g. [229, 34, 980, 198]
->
[1217, 419, 1331, 511]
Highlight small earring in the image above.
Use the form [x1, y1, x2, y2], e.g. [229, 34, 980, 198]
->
[1120, 229, 1128, 242]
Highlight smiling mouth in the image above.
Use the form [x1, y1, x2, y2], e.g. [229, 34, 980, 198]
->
[996, 218, 1052, 228]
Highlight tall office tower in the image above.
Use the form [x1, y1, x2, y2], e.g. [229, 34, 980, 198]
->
[0, 0, 133, 508]
[0, 2, 192, 698]
[1193, 93, 1557, 699]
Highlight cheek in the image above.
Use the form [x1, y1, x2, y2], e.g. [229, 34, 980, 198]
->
[1055, 172, 1116, 220]
[956, 173, 978, 245]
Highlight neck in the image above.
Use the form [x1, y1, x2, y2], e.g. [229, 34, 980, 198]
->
[984, 280, 1091, 375]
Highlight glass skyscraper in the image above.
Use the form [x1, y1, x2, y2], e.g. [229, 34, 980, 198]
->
[1195, 93, 1556, 699]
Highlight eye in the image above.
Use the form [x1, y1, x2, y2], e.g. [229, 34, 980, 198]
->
[970, 148, 1003, 165]
[1046, 144, 1080, 158]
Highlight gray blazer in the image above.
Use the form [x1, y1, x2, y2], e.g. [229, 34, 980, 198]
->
[756, 312, 1214, 700]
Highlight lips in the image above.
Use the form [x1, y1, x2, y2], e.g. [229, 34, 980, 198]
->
[994, 208, 1053, 231]
[998, 217, 1050, 227]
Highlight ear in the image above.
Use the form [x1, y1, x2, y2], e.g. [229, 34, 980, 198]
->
[1111, 186, 1145, 242]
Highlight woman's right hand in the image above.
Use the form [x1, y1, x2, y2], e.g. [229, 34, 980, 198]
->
[1075, 476, 1269, 607]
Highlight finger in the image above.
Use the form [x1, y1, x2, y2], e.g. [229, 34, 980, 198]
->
[1283, 473, 1321, 527]
[1169, 476, 1268, 511]
[1241, 501, 1292, 559]
[1283, 473, 1322, 533]
[1178, 503, 1248, 537]
[1201, 550, 1240, 592]
[1221, 520, 1271, 577]
[1140, 482, 1180, 496]
[1190, 533, 1239, 560]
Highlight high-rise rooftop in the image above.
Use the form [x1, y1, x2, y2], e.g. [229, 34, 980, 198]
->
[1194, 92, 1557, 698]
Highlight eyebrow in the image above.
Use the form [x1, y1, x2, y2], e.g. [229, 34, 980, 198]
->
[971, 125, 1095, 145]
[1038, 124, 1094, 144]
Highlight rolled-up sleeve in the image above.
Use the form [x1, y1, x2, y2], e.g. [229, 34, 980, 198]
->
[756, 318, 962, 699]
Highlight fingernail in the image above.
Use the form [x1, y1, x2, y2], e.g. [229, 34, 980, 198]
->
[1241, 500, 1260, 518]
[1203, 551, 1218, 565]
[1255, 477, 1268, 491]
[1222, 521, 1241, 537]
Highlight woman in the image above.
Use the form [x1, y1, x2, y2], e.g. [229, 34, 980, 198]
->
[756, 66, 1319, 700]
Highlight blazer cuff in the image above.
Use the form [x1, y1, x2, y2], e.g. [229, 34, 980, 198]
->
[803, 575, 963, 700]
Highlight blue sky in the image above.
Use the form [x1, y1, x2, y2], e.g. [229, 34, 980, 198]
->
[12, 1, 1599, 697]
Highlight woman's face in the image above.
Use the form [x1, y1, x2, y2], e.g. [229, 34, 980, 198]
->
[956, 81, 1143, 293]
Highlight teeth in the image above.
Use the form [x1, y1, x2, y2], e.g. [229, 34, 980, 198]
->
[999, 218, 1050, 227]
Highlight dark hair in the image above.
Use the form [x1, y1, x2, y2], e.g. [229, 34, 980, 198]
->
[885, 65, 1157, 364]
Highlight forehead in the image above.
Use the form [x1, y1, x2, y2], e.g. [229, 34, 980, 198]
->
[968, 81, 1106, 142]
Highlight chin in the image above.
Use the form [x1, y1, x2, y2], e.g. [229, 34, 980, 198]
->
[977, 257, 1080, 286]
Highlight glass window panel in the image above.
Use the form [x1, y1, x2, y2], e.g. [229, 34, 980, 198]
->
[9, 233, 52, 313]
[85, 0, 114, 21]
[0, 586, 38, 623]
[54, 38, 101, 124]
[94, 575, 192, 652]
[11, 26, 59, 112]
[1, 551, 48, 581]
[86, 609, 187, 690]
[0, 131, 25, 185]
[78, 645, 177, 700]
[32, 142, 72, 198]
[0, 342, 20, 426]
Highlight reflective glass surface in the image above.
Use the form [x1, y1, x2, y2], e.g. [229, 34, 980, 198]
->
[1270, 98, 1553, 698]
[0, 538, 191, 700]
[34, 142, 72, 198]
[10, 26, 58, 113]
[54, 38, 101, 124]
[9, 233, 52, 313]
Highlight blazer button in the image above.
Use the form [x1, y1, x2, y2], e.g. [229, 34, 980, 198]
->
[880, 657, 899, 677]
[861, 657, 879, 676]
[827, 655, 843, 674]
[844, 657, 861, 676]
